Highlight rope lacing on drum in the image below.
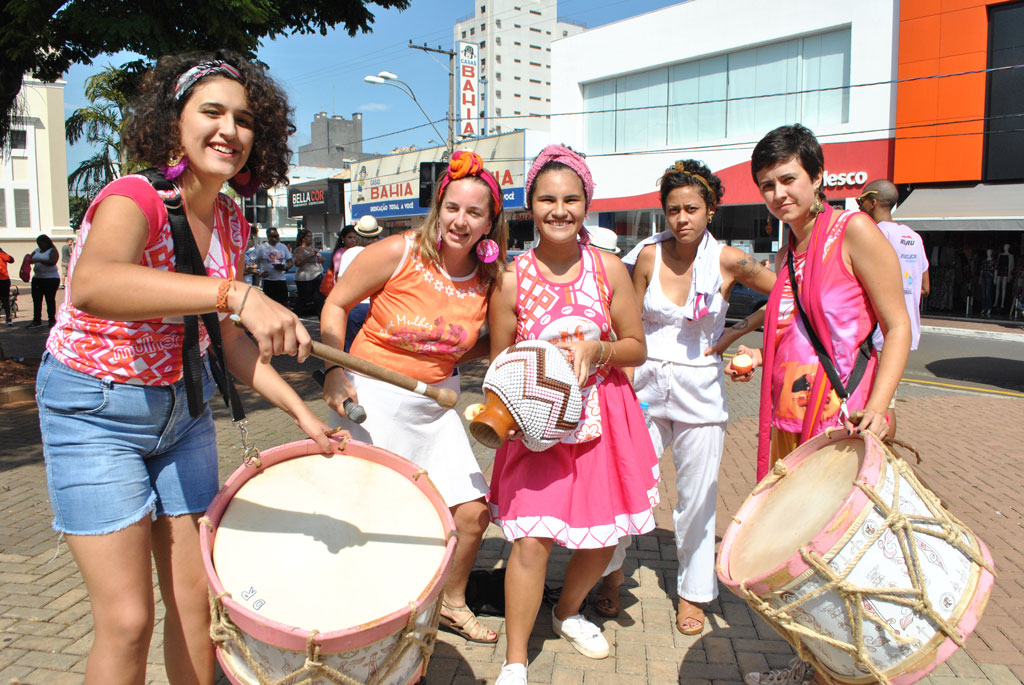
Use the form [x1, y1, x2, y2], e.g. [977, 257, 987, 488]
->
[737, 437, 993, 685]
[209, 590, 444, 684]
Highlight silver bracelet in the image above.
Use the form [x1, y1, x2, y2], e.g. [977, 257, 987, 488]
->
[228, 283, 256, 325]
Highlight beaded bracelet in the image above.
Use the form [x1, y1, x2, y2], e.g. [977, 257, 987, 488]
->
[216, 279, 233, 313]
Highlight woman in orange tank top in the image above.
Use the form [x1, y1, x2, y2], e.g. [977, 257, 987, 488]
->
[320, 151, 508, 644]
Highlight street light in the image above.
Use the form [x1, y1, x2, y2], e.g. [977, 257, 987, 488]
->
[364, 71, 452, 153]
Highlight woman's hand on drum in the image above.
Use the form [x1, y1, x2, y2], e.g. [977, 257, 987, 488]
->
[555, 339, 601, 387]
[293, 409, 345, 454]
[846, 407, 889, 440]
[231, 285, 312, 364]
[724, 345, 762, 382]
[322, 368, 360, 419]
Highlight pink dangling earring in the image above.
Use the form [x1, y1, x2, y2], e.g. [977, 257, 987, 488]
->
[436, 230, 444, 250]
[228, 165, 260, 197]
[475, 238, 499, 263]
[162, 151, 188, 181]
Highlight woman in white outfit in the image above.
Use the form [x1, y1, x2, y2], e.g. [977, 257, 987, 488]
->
[625, 160, 776, 634]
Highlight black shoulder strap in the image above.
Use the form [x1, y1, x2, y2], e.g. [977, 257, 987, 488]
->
[140, 169, 245, 422]
[786, 250, 874, 404]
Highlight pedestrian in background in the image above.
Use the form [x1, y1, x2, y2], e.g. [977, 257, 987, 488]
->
[256, 226, 291, 305]
[242, 224, 261, 287]
[61, 238, 74, 288]
[858, 178, 930, 439]
[27, 234, 60, 328]
[0, 245, 13, 325]
[292, 227, 323, 315]
[333, 215, 382, 350]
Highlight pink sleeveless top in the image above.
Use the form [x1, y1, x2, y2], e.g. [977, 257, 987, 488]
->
[771, 211, 877, 433]
[514, 246, 612, 443]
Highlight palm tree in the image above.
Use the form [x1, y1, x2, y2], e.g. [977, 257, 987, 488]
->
[65, 62, 146, 203]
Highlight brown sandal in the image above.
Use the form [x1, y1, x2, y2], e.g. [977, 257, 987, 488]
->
[676, 599, 705, 635]
[439, 600, 498, 643]
[593, 572, 623, 618]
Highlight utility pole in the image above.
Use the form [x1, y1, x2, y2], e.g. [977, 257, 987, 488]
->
[408, 42, 455, 157]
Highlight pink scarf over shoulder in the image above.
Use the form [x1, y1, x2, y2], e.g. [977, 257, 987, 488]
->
[756, 204, 857, 480]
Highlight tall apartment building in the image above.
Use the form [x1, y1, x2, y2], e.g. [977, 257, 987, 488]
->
[454, 0, 584, 135]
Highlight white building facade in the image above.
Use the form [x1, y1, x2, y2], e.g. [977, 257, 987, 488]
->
[455, 0, 584, 135]
[550, 0, 900, 257]
[1, 78, 71, 263]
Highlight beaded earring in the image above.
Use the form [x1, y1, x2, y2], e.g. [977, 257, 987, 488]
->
[162, 151, 188, 181]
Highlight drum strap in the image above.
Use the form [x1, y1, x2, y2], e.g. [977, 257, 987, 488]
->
[140, 168, 246, 423]
[787, 251, 875, 411]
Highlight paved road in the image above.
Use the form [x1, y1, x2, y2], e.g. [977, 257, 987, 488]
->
[1, 308, 1022, 684]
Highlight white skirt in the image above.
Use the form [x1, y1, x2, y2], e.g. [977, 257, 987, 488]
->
[328, 372, 488, 508]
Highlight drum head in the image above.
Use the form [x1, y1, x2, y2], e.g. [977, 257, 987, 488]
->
[728, 438, 864, 581]
[213, 454, 448, 632]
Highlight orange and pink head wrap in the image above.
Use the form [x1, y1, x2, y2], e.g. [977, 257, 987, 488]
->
[525, 144, 595, 210]
[436, 150, 503, 217]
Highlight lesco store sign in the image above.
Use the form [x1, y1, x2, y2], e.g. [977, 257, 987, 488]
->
[823, 170, 868, 188]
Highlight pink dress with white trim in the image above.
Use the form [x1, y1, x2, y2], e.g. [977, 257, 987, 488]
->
[487, 247, 660, 549]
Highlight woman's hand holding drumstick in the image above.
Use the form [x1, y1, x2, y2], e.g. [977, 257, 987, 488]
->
[310, 341, 458, 412]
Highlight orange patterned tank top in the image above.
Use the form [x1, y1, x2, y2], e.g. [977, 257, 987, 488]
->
[350, 232, 488, 384]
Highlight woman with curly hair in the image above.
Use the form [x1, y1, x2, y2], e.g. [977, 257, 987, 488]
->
[601, 160, 776, 636]
[36, 52, 338, 684]
[320, 150, 507, 644]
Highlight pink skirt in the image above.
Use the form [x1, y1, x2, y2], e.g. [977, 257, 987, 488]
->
[488, 368, 660, 549]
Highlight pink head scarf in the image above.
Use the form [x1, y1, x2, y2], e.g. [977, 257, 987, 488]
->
[526, 144, 595, 211]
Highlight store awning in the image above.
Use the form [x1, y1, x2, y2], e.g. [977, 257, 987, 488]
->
[893, 183, 1024, 231]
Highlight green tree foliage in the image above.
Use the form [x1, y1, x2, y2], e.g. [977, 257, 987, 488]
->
[65, 63, 147, 203]
[1, 0, 410, 146]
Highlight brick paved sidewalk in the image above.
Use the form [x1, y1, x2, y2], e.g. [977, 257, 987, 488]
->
[1, 343, 1022, 683]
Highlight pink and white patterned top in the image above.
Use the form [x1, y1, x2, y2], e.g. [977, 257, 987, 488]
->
[513, 246, 612, 443]
[47, 175, 249, 386]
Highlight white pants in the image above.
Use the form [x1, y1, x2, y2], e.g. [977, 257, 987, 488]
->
[655, 419, 725, 602]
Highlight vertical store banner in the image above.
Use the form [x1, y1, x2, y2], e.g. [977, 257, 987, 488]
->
[457, 41, 479, 137]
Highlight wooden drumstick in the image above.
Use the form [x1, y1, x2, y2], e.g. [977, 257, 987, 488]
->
[310, 341, 458, 409]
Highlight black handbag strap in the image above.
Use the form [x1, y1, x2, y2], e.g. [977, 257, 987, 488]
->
[786, 250, 874, 408]
[141, 169, 245, 422]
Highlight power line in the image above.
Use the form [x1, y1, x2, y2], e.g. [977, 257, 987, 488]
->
[300, 64, 1023, 151]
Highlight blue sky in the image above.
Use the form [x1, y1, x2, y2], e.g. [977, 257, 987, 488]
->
[61, 0, 680, 175]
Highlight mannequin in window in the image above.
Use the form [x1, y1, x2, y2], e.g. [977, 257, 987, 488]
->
[995, 244, 1014, 310]
[979, 248, 995, 318]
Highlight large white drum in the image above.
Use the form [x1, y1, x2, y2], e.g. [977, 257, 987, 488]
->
[717, 430, 994, 684]
[200, 438, 457, 684]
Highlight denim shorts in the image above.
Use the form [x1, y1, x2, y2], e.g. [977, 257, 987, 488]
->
[37, 352, 219, 535]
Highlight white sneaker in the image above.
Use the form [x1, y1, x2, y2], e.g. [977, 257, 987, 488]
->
[744, 658, 815, 685]
[552, 608, 609, 659]
[496, 661, 527, 685]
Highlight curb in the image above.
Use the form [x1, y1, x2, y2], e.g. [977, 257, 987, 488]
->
[921, 326, 1024, 343]
[0, 383, 35, 405]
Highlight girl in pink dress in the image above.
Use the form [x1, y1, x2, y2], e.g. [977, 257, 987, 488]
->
[488, 145, 659, 685]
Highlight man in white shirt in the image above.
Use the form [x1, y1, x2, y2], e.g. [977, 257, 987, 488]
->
[337, 215, 382, 351]
[256, 227, 292, 306]
[858, 179, 929, 439]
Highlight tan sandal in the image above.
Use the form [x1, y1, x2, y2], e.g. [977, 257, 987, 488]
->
[439, 600, 498, 643]
[676, 599, 705, 635]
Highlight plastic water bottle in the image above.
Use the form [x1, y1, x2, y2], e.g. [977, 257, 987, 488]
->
[640, 401, 651, 428]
